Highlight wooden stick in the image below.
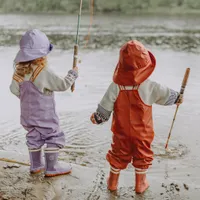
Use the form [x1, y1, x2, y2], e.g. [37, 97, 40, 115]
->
[0, 157, 64, 166]
[0, 158, 30, 166]
[71, 44, 78, 92]
[71, 0, 83, 92]
[165, 68, 190, 149]
[84, 0, 94, 48]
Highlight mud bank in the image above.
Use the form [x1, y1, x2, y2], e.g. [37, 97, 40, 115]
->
[0, 154, 199, 200]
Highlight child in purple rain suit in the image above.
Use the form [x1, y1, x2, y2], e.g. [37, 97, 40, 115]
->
[10, 29, 78, 177]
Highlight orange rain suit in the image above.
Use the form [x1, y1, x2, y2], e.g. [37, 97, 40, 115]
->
[106, 40, 156, 170]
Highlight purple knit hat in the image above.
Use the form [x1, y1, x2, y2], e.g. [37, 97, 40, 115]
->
[14, 29, 53, 63]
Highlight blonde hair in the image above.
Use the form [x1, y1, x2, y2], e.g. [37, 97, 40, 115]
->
[15, 57, 47, 77]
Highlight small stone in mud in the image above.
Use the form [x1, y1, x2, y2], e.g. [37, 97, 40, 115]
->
[161, 183, 165, 187]
[175, 184, 180, 192]
[187, 174, 190, 176]
[3, 164, 20, 169]
[100, 181, 103, 185]
[183, 184, 189, 190]
[160, 193, 163, 195]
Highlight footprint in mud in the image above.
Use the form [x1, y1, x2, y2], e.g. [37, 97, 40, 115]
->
[114, 187, 135, 199]
[87, 169, 106, 200]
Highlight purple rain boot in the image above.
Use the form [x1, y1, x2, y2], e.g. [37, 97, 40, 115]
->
[29, 148, 45, 174]
[44, 148, 72, 177]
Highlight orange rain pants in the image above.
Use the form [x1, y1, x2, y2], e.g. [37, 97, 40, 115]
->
[106, 86, 154, 170]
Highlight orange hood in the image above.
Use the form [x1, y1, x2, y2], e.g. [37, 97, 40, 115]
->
[113, 40, 156, 85]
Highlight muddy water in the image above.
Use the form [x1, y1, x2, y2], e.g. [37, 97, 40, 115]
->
[0, 14, 200, 199]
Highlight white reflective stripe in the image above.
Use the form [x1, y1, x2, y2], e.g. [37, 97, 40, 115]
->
[111, 169, 120, 174]
[44, 151, 59, 153]
[29, 148, 41, 152]
[44, 148, 59, 151]
[135, 168, 145, 171]
[44, 148, 59, 153]
[74, 55, 78, 59]
[119, 85, 139, 90]
[135, 171, 147, 174]
[110, 166, 120, 172]
[135, 168, 148, 174]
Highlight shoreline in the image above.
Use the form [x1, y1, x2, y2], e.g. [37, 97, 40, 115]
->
[0, 31, 200, 53]
[2, 8, 200, 16]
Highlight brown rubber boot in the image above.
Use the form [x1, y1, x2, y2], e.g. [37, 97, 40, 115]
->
[135, 169, 149, 194]
[107, 167, 120, 191]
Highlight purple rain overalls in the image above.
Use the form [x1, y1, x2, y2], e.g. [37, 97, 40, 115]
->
[14, 66, 65, 149]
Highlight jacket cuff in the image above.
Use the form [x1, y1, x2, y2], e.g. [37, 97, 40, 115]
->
[97, 104, 112, 119]
[94, 104, 112, 124]
[65, 69, 78, 84]
[165, 90, 179, 105]
[68, 69, 78, 79]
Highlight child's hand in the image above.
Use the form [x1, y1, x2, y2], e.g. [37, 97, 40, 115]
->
[73, 67, 78, 73]
[90, 113, 98, 124]
[176, 96, 183, 106]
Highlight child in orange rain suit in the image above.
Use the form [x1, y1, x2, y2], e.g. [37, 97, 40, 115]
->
[90, 40, 182, 194]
